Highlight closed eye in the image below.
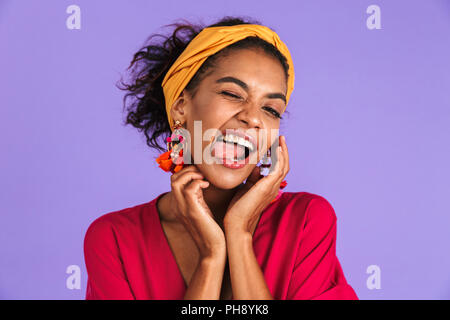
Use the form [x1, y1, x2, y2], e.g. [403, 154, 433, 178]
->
[220, 91, 283, 119]
[220, 91, 241, 99]
[263, 107, 282, 119]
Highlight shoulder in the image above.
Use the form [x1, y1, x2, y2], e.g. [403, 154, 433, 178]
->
[278, 191, 337, 228]
[278, 192, 339, 260]
[83, 198, 156, 250]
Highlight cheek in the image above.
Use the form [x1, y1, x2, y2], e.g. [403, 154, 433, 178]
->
[196, 106, 236, 133]
[199, 101, 234, 122]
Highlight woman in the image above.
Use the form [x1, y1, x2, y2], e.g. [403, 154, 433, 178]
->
[83, 16, 358, 300]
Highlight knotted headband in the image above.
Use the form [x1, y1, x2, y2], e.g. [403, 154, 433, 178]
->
[161, 24, 295, 130]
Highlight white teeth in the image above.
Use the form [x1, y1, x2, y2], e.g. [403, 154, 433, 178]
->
[219, 134, 255, 152]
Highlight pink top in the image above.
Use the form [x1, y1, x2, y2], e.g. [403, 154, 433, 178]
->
[84, 191, 358, 300]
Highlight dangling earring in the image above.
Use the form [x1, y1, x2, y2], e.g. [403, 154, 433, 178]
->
[260, 148, 272, 172]
[155, 120, 186, 174]
[261, 148, 287, 204]
[260, 148, 287, 194]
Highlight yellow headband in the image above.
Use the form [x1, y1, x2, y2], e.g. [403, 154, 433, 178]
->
[161, 24, 295, 130]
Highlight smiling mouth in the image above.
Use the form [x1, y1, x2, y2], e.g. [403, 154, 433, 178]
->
[210, 134, 255, 163]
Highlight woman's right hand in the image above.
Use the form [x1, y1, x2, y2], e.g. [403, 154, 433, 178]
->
[169, 164, 226, 259]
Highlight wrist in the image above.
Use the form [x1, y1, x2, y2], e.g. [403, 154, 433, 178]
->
[223, 217, 255, 236]
[224, 227, 253, 242]
[199, 253, 226, 267]
[223, 217, 246, 233]
[199, 245, 227, 262]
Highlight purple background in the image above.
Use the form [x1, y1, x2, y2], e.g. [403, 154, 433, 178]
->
[1, 0, 449, 300]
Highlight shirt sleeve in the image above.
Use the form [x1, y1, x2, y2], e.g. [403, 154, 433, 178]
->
[286, 196, 358, 300]
[83, 215, 135, 300]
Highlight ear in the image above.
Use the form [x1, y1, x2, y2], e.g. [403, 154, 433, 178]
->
[170, 90, 191, 124]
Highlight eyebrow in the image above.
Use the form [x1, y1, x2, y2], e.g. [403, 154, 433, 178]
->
[215, 76, 286, 104]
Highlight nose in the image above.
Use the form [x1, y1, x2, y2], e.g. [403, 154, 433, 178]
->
[235, 104, 263, 130]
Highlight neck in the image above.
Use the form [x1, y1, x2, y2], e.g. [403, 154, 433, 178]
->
[158, 182, 241, 229]
[202, 183, 240, 228]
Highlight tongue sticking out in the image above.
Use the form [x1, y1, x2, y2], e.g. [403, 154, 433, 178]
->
[212, 141, 245, 159]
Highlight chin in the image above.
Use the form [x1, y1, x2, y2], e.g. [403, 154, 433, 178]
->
[201, 164, 250, 190]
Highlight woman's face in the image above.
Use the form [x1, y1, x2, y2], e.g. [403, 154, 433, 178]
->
[173, 48, 287, 189]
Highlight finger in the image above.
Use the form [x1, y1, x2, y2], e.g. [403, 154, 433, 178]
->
[184, 180, 213, 218]
[280, 135, 289, 175]
[269, 143, 283, 179]
[172, 169, 204, 186]
[276, 144, 284, 179]
[172, 170, 206, 203]
[269, 145, 286, 195]
[185, 179, 210, 194]
[170, 165, 202, 185]
[274, 136, 287, 178]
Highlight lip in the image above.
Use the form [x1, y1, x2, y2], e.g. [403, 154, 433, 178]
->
[219, 128, 258, 152]
[221, 159, 248, 169]
[214, 153, 250, 170]
[209, 128, 257, 170]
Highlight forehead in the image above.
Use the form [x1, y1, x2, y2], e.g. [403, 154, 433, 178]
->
[209, 49, 287, 93]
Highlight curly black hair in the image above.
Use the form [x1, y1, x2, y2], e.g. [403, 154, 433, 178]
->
[116, 16, 290, 153]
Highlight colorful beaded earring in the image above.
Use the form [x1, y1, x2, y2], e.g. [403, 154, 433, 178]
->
[259, 146, 287, 204]
[155, 120, 186, 174]
[260, 147, 287, 188]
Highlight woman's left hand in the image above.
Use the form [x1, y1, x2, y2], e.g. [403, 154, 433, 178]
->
[223, 135, 289, 235]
